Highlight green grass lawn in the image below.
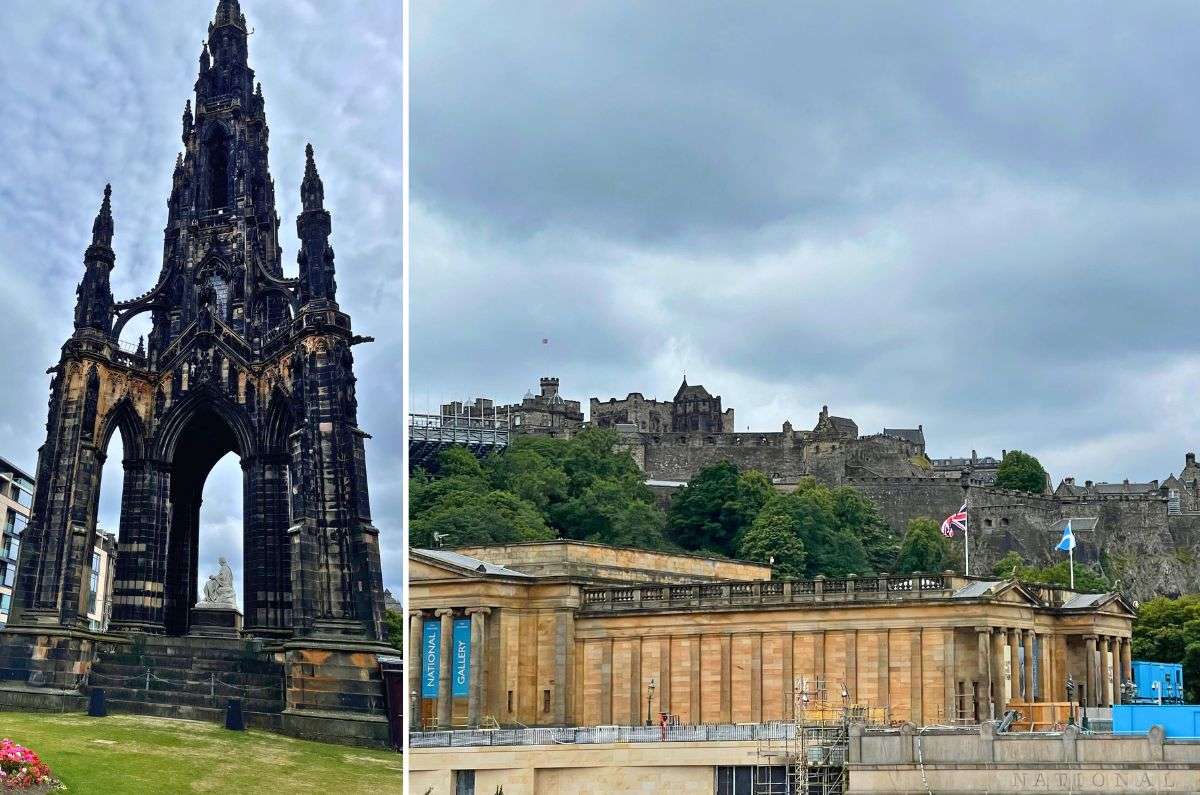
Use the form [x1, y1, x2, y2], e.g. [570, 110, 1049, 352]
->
[0, 712, 402, 794]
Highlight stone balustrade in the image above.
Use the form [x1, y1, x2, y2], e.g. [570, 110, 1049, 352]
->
[580, 572, 955, 613]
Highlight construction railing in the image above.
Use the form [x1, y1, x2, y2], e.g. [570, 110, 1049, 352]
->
[410, 721, 800, 748]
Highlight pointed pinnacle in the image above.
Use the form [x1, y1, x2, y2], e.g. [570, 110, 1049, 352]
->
[91, 183, 114, 248]
[300, 144, 325, 213]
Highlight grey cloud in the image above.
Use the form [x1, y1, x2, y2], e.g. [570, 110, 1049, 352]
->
[412, 1, 1200, 492]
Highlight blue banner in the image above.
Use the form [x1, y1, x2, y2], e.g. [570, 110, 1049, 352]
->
[421, 620, 440, 697]
[452, 617, 472, 697]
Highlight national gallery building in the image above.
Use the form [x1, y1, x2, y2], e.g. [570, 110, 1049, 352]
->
[408, 540, 1134, 731]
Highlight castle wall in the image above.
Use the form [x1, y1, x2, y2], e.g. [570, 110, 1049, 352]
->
[641, 433, 806, 481]
[845, 477, 1195, 599]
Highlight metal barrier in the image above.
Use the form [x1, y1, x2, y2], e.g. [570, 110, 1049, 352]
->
[411, 722, 801, 748]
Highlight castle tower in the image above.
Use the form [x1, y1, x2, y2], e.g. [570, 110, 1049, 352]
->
[0, 0, 391, 745]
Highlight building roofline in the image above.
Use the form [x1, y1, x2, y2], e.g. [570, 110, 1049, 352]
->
[0, 455, 34, 484]
[449, 538, 772, 570]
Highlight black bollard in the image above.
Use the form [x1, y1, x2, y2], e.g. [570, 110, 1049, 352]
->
[225, 698, 245, 731]
[87, 688, 107, 718]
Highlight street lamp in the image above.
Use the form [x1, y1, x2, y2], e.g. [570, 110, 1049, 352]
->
[646, 678, 657, 725]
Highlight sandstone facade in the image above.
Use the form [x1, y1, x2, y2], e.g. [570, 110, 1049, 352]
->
[409, 542, 1134, 732]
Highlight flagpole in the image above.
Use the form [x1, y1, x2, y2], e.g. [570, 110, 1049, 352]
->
[964, 518, 970, 576]
[1069, 543, 1074, 590]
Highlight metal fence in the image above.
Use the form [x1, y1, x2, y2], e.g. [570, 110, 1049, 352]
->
[410, 721, 800, 748]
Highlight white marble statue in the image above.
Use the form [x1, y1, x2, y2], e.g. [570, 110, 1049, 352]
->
[198, 556, 237, 607]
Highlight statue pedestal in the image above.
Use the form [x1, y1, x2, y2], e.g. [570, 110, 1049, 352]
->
[190, 604, 242, 638]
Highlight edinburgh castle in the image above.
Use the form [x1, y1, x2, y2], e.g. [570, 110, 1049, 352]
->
[439, 376, 1200, 603]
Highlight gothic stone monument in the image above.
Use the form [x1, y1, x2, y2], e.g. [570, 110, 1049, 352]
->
[0, 0, 393, 745]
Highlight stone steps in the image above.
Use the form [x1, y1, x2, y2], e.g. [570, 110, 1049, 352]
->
[91, 661, 283, 689]
[95, 684, 284, 714]
[88, 633, 286, 721]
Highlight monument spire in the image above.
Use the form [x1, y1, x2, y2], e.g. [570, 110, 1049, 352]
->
[74, 184, 116, 335]
[296, 144, 337, 307]
[301, 143, 325, 212]
[91, 183, 113, 248]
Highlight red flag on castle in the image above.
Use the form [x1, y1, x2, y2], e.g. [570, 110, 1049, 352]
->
[941, 503, 967, 537]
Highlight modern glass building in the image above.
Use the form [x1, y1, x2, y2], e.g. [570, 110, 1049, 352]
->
[0, 456, 34, 627]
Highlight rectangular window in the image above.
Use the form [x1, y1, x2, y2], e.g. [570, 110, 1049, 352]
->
[543, 689, 551, 713]
[1, 565, 13, 588]
[10, 483, 31, 508]
[88, 570, 99, 615]
[0, 593, 10, 613]
[10, 514, 26, 536]
[715, 766, 788, 795]
[507, 690, 513, 713]
[453, 770, 475, 795]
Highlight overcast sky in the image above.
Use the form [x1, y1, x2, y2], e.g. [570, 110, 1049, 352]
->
[0, 1, 402, 600]
[412, 1, 1200, 487]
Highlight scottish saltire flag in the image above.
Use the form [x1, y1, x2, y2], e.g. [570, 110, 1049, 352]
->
[941, 503, 967, 537]
[1056, 520, 1076, 552]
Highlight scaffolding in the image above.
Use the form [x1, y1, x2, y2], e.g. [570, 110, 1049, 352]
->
[756, 678, 887, 795]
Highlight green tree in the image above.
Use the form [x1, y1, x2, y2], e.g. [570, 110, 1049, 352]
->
[410, 489, 554, 548]
[895, 517, 950, 574]
[383, 609, 403, 649]
[994, 449, 1049, 494]
[741, 482, 870, 578]
[1133, 595, 1200, 703]
[410, 429, 669, 551]
[738, 511, 807, 578]
[832, 486, 899, 573]
[666, 461, 745, 556]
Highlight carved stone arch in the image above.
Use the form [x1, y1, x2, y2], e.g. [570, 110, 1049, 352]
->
[112, 302, 159, 341]
[153, 383, 257, 463]
[98, 396, 147, 461]
[264, 386, 294, 455]
[201, 121, 234, 210]
[80, 365, 101, 443]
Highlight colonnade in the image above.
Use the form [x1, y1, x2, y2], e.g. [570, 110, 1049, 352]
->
[974, 626, 1132, 718]
[410, 607, 491, 728]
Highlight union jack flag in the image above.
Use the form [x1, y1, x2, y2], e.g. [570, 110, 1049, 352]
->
[941, 503, 967, 537]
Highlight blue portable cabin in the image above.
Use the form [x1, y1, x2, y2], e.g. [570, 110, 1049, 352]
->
[1131, 660, 1184, 703]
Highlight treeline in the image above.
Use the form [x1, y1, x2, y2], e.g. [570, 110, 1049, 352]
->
[411, 429, 964, 578]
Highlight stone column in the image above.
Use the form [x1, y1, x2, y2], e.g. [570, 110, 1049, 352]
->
[976, 627, 991, 720]
[990, 628, 1007, 719]
[466, 607, 490, 726]
[1037, 632, 1051, 702]
[410, 611, 424, 728]
[1084, 635, 1098, 708]
[1099, 636, 1111, 707]
[1121, 638, 1133, 685]
[1112, 636, 1123, 706]
[436, 608, 454, 727]
[1022, 629, 1034, 705]
[1008, 628, 1021, 706]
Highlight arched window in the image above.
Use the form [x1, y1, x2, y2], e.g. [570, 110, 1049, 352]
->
[205, 127, 230, 209]
[206, 274, 230, 320]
